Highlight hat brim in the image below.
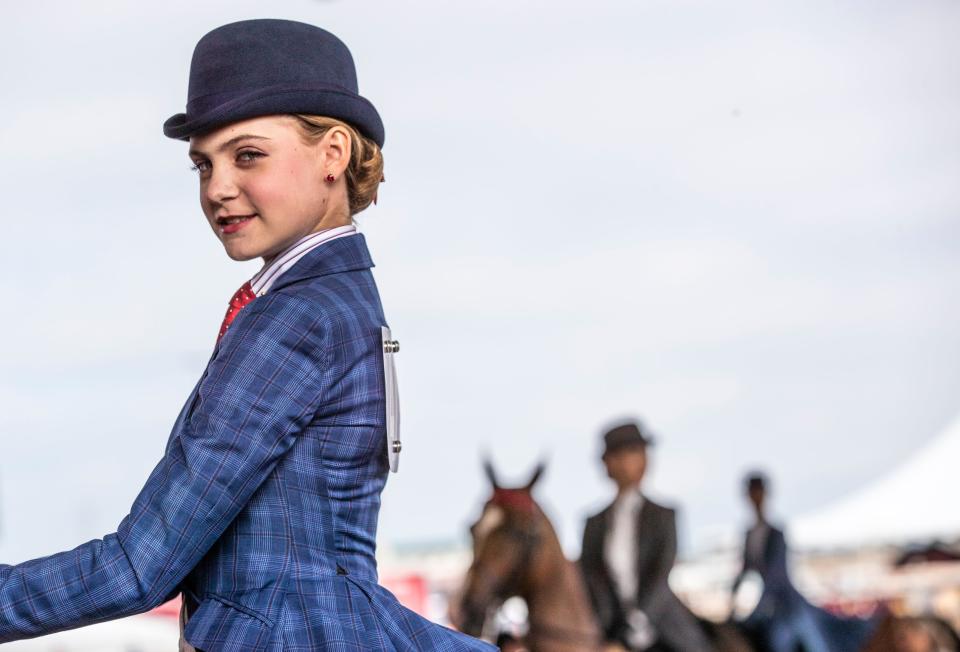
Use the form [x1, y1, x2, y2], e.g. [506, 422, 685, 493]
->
[163, 85, 384, 148]
[602, 438, 654, 457]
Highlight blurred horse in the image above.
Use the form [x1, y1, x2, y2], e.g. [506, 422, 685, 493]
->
[453, 461, 605, 651]
[728, 580, 959, 651]
[452, 461, 753, 652]
[862, 612, 960, 652]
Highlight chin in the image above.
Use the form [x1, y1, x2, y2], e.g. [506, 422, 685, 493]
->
[221, 241, 263, 262]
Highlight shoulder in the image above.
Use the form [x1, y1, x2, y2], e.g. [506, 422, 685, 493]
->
[193, 292, 333, 413]
[584, 503, 613, 531]
[224, 290, 333, 352]
[231, 273, 383, 346]
[280, 269, 385, 332]
[642, 499, 677, 533]
[215, 286, 375, 379]
[587, 498, 616, 523]
[584, 512, 603, 530]
[248, 280, 386, 393]
[582, 507, 610, 556]
[642, 496, 676, 518]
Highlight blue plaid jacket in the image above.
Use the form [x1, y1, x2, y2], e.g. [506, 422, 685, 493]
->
[0, 234, 495, 651]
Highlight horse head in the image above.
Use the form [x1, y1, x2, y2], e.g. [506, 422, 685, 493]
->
[454, 458, 549, 636]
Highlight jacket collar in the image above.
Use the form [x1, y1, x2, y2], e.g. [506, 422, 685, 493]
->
[207, 233, 374, 361]
[267, 232, 375, 294]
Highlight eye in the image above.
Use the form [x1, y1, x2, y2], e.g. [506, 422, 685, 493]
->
[189, 160, 211, 174]
[237, 150, 265, 164]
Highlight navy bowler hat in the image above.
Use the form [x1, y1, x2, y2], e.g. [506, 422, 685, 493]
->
[163, 19, 384, 147]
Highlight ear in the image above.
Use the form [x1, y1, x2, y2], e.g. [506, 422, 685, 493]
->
[319, 125, 352, 177]
[482, 455, 500, 490]
[525, 460, 546, 491]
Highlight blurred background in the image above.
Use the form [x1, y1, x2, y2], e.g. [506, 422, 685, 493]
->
[0, 0, 957, 649]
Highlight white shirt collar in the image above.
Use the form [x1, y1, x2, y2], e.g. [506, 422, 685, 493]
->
[248, 224, 357, 296]
[615, 486, 644, 509]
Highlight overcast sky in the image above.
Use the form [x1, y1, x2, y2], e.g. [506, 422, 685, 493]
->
[0, 0, 958, 564]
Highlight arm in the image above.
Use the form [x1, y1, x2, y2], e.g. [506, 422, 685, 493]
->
[731, 533, 748, 595]
[729, 533, 750, 620]
[0, 291, 329, 642]
[580, 517, 619, 642]
[580, 519, 604, 621]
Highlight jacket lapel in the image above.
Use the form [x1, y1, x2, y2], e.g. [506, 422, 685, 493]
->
[595, 501, 615, 559]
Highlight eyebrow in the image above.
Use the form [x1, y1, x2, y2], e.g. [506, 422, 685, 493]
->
[188, 134, 271, 158]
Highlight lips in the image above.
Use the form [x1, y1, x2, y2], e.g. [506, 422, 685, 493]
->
[217, 214, 256, 235]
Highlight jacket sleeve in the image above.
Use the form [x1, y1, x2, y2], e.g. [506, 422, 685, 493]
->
[0, 291, 330, 642]
[579, 518, 603, 622]
[731, 532, 749, 595]
[580, 516, 621, 642]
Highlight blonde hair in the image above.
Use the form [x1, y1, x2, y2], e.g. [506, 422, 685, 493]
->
[290, 114, 384, 216]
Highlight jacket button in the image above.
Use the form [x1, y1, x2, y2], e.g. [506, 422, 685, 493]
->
[392, 441, 402, 453]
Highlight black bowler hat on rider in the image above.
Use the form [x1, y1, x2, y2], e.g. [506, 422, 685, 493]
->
[601, 420, 656, 458]
[162, 18, 385, 147]
[745, 470, 768, 492]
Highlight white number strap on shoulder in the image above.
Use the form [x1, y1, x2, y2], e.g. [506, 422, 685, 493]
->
[381, 326, 401, 473]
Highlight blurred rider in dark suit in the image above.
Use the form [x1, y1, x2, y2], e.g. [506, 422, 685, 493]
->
[581, 421, 715, 651]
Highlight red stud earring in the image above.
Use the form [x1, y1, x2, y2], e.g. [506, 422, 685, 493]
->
[325, 173, 336, 183]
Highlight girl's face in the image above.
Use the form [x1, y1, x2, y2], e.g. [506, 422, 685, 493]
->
[188, 114, 351, 264]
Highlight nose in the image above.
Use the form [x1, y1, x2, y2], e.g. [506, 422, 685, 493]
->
[204, 164, 240, 206]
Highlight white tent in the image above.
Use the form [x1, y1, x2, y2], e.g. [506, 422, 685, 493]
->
[790, 413, 960, 550]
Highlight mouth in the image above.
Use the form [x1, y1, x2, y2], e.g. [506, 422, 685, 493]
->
[216, 214, 256, 235]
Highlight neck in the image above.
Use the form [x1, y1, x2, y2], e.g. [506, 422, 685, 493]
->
[523, 530, 602, 651]
[617, 481, 642, 497]
[260, 220, 353, 266]
[311, 210, 351, 233]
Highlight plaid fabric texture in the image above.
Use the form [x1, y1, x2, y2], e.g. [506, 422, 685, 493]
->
[0, 235, 495, 651]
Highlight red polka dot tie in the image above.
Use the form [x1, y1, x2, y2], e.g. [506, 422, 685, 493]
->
[217, 281, 258, 342]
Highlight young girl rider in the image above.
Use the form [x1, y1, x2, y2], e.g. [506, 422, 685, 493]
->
[0, 18, 494, 652]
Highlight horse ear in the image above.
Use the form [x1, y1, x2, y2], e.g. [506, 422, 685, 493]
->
[482, 456, 500, 490]
[525, 460, 547, 491]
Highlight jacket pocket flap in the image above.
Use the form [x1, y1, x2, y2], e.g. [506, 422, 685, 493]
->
[183, 593, 275, 649]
